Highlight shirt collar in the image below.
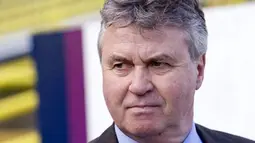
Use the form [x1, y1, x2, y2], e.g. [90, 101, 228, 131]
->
[115, 124, 137, 143]
[115, 123, 203, 143]
[183, 123, 203, 143]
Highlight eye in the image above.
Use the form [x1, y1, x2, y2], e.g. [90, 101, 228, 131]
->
[113, 62, 132, 69]
[150, 61, 169, 68]
[112, 62, 133, 76]
[150, 61, 164, 67]
[113, 63, 124, 69]
[149, 61, 172, 74]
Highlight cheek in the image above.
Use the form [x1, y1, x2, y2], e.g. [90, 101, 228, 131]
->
[102, 71, 130, 118]
[103, 74, 122, 106]
[153, 70, 196, 114]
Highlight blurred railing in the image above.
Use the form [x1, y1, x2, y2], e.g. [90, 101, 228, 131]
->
[0, 56, 40, 143]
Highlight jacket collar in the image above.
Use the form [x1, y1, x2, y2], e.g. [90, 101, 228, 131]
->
[95, 123, 217, 143]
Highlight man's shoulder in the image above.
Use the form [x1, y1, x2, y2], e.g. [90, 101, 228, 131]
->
[89, 137, 99, 143]
[89, 123, 255, 143]
[196, 124, 255, 143]
[88, 124, 118, 143]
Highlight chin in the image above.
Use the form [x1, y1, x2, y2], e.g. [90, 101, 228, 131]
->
[123, 120, 165, 137]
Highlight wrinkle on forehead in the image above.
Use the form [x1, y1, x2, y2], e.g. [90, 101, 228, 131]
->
[105, 25, 169, 44]
[102, 25, 190, 64]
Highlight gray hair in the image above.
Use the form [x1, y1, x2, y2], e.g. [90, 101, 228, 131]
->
[98, 0, 208, 61]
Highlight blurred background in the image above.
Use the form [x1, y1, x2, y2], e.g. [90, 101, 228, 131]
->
[0, 0, 255, 143]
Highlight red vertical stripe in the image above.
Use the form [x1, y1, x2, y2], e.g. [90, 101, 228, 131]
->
[64, 29, 87, 143]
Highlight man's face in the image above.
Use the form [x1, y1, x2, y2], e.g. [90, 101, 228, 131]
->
[101, 25, 205, 137]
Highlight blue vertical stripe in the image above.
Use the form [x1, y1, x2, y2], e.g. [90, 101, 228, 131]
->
[32, 32, 69, 143]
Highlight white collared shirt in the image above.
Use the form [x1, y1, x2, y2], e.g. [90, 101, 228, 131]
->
[114, 123, 203, 143]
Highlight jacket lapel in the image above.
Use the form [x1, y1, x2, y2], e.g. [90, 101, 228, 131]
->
[96, 123, 118, 143]
[95, 123, 222, 143]
[196, 124, 218, 143]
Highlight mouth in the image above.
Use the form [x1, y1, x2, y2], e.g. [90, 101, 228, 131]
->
[127, 105, 161, 113]
[126, 105, 161, 119]
[128, 105, 160, 108]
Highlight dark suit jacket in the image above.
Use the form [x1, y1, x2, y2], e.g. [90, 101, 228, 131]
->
[89, 123, 255, 143]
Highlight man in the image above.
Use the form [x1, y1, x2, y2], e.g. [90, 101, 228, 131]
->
[90, 0, 255, 143]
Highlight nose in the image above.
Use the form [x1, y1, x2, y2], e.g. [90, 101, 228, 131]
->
[128, 67, 153, 96]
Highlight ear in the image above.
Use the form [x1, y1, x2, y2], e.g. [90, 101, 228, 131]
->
[195, 54, 206, 90]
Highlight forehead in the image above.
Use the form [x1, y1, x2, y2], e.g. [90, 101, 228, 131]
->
[101, 25, 190, 60]
[103, 25, 187, 42]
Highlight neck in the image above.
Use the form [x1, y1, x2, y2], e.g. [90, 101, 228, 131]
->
[126, 114, 193, 143]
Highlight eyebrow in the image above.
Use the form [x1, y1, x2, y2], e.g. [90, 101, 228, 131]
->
[107, 54, 131, 64]
[144, 53, 177, 63]
[106, 53, 178, 65]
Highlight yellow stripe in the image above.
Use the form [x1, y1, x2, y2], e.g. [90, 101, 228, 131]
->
[0, 90, 38, 122]
[0, 57, 32, 67]
[0, 0, 104, 35]
[0, 57, 36, 92]
[0, 131, 40, 143]
[205, 0, 246, 6]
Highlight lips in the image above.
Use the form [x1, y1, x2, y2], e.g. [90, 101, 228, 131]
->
[126, 104, 161, 116]
[126, 104, 161, 109]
